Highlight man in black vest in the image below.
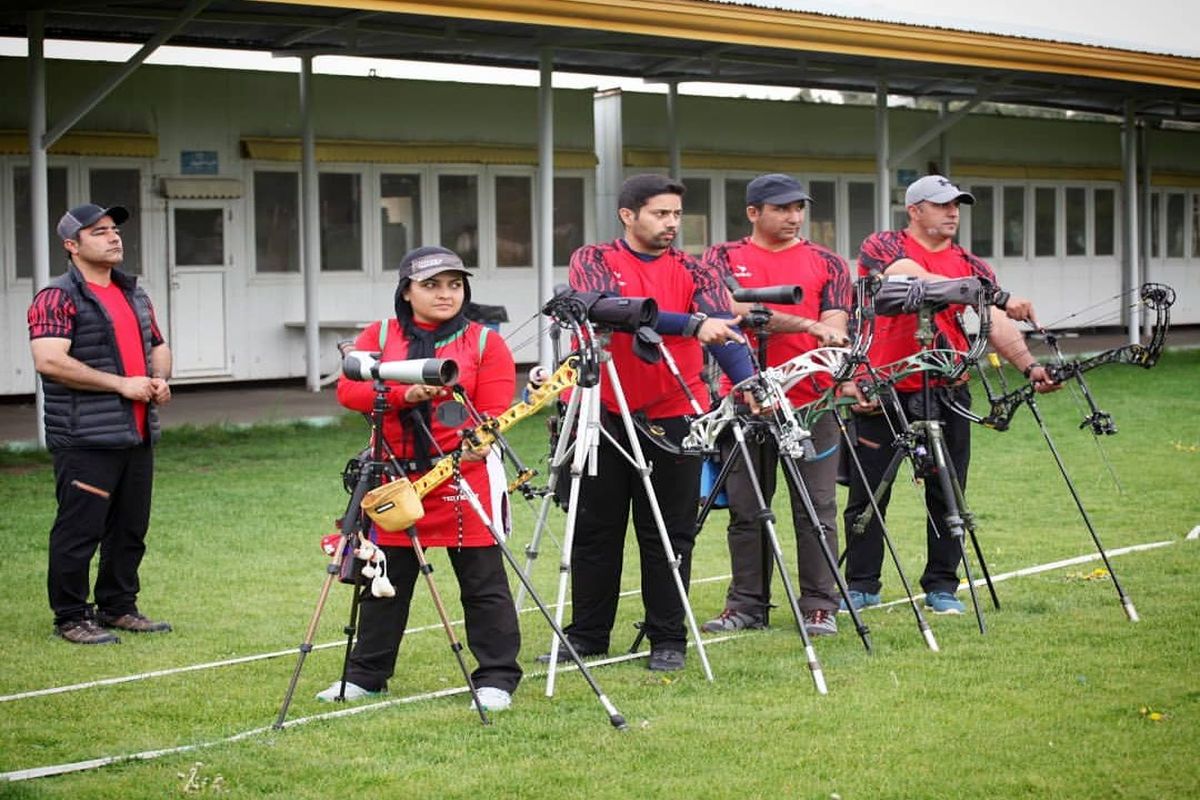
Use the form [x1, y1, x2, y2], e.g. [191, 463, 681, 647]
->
[27, 203, 173, 645]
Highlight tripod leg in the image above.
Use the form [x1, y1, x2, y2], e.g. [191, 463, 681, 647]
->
[778, 448, 873, 654]
[546, 387, 595, 697]
[1026, 397, 1139, 621]
[405, 529, 490, 725]
[604, 361, 714, 682]
[729, 423, 828, 693]
[455, 475, 629, 730]
[832, 412, 938, 652]
[274, 536, 347, 728]
[514, 391, 582, 611]
[925, 422, 986, 635]
[843, 445, 910, 565]
[939, 446, 999, 610]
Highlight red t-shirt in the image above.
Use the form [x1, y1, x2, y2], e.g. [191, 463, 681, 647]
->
[569, 240, 729, 418]
[858, 231, 995, 392]
[706, 237, 851, 406]
[88, 281, 150, 438]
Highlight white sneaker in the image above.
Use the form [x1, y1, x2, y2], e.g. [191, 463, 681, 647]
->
[315, 680, 380, 703]
[469, 686, 512, 712]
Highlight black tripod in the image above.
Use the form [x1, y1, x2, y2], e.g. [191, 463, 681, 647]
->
[847, 306, 998, 635]
[274, 372, 493, 727]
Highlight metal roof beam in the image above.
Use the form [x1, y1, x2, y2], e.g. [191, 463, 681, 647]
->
[42, 0, 210, 149]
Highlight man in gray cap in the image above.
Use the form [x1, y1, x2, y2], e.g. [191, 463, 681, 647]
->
[841, 175, 1059, 615]
[28, 203, 173, 644]
[701, 172, 862, 638]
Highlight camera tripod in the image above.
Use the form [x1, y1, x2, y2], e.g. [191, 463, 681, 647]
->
[274, 373, 494, 726]
[520, 323, 715, 694]
[846, 305, 998, 635]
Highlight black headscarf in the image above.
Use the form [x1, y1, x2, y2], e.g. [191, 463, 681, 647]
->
[393, 252, 473, 469]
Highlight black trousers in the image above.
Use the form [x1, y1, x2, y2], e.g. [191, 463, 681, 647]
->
[48, 444, 155, 625]
[842, 387, 972, 596]
[344, 544, 522, 694]
[721, 412, 841, 615]
[565, 414, 700, 654]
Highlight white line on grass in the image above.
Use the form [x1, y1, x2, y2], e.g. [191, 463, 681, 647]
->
[0, 575, 731, 704]
[1187, 525, 1200, 540]
[2, 537, 1193, 783]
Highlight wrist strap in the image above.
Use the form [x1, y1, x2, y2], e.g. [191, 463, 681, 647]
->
[1022, 362, 1038, 379]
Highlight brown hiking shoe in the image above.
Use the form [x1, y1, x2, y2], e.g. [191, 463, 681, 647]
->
[56, 618, 120, 645]
[96, 611, 172, 633]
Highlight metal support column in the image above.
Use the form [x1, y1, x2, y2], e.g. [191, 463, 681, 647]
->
[300, 56, 321, 391]
[875, 81, 890, 231]
[666, 81, 682, 245]
[28, 13, 49, 447]
[939, 101, 952, 176]
[1139, 120, 1153, 337]
[537, 49, 555, 370]
[593, 88, 624, 243]
[1122, 100, 1141, 344]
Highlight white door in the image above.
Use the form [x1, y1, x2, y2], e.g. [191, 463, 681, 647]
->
[168, 202, 232, 377]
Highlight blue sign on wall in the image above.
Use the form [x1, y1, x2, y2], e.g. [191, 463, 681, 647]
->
[181, 150, 219, 175]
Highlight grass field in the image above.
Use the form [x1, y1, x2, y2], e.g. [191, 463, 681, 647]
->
[0, 351, 1197, 798]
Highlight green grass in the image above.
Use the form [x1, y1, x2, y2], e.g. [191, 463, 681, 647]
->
[0, 352, 1197, 798]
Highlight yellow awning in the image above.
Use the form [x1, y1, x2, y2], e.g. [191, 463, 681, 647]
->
[259, 0, 1200, 91]
[0, 131, 157, 157]
[241, 137, 596, 167]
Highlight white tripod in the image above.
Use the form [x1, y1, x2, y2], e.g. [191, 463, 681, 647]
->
[531, 319, 715, 696]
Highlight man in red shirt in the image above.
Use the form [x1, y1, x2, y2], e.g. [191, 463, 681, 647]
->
[702, 173, 857, 638]
[553, 174, 751, 672]
[28, 203, 173, 645]
[842, 175, 1058, 615]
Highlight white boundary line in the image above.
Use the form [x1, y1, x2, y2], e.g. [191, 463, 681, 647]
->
[0, 574, 730, 705]
[2, 535, 1194, 783]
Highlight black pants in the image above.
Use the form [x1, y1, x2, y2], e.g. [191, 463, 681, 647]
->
[48, 444, 155, 625]
[721, 413, 841, 615]
[344, 544, 522, 694]
[565, 414, 700, 654]
[842, 387, 972, 596]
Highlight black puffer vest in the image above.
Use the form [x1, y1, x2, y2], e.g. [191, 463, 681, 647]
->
[39, 263, 161, 451]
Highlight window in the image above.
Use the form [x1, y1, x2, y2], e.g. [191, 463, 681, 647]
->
[13, 166, 69, 279]
[681, 178, 710, 256]
[1094, 188, 1115, 256]
[847, 182, 875, 259]
[494, 175, 533, 267]
[1065, 187, 1086, 256]
[808, 180, 836, 251]
[553, 176, 585, 266]
[1150, 195, 1160, 258]
[1003, 186, 1025, 257]
[439, 175, 478, 267]
[1193, 195, 1200, 258]
[319, 172, 362, 272]
[1034, 187, 1056, 257]
[174, 208, 224, 266]
[254, 171, 299, 273]
[968, 185, 994, 258]
[90, 169, 142, 274]
[1166, 192, 1185, 258]
[380, 173, 421, 271]
[724, 178, 751, 242]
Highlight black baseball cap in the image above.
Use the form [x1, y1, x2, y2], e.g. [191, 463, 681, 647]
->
[746, 173, 812, 206]
[57, 203, 129, 241]
[396, 246, 472, 283]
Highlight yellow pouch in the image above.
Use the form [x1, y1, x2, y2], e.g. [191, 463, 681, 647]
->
[362, 478, 425, 531]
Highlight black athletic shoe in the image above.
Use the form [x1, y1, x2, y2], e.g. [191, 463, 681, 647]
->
[647, 648, 686, 672]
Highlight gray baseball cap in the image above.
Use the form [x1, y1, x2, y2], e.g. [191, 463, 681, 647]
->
[904, 175, 974, 206]
[56, 203, 129, 241]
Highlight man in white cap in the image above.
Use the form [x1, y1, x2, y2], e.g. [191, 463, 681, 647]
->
[841, 175, 1059, 615]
